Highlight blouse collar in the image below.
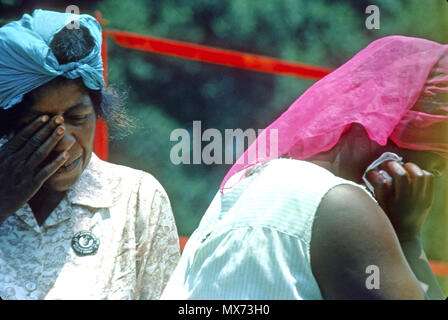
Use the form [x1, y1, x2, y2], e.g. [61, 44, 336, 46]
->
[67, 152, 123, 209]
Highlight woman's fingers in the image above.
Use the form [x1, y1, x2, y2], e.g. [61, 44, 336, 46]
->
[19, 116, 64, 160]
[33, 150, 69, 184]
[25, 125, 67, 170]
[0, 114, 70, 188]
[365, 170, 390, 205]
[403, 162, 425, 198]
[366, 160, 436, 239]
[1, 115, 49, 153]
[379, 161, 411, 200]
[422, 170, 435, 210]
[375, 161, 435, 211]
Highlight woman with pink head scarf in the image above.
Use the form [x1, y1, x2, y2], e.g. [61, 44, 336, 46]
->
[162, 36, 448, 300]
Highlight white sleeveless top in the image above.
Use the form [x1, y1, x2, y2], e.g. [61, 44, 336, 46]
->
[162, 158, 371, 300]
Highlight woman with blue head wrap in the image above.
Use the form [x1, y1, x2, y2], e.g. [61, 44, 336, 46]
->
[0, 9, 180, 300]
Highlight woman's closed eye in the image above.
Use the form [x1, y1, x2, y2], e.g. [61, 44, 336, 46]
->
[66, 114, 91, 124]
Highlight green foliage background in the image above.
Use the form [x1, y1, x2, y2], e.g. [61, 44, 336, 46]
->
[1, 0, 448, 293]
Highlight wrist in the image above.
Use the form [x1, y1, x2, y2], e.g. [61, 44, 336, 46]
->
[397, 233, 422, 244]
[391, 220, 424, 243]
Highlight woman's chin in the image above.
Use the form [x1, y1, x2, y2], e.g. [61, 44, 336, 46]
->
[44, 166, 83, 192]
[43, 176, 79, 192]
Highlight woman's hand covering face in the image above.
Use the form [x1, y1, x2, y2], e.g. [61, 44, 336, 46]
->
[365, 160, 435, 240]
[0, 115, 71, 223]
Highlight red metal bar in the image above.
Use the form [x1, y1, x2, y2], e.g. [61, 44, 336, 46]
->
[179, 236, 189, 251]
[429, 260, 448, 277]
[103, 30, 333, 80]
[93, 12, 109, 161]
[93, 119, 108, 160]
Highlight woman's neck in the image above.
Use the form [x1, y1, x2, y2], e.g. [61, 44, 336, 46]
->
[308, 151, 369, 184]
[28, 188, 66, 226]
[306, 126, 385, 184]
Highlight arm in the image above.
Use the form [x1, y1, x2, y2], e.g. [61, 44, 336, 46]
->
[134, 176, 180, 300]
[399, 236, 445, 300]
[310, 184, 425, 299]
[366, 161, 446, 300]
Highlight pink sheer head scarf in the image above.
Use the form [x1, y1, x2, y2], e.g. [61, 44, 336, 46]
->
[221, 36, 448, 192]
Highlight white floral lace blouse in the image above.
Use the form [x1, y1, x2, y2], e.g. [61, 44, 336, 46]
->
[0, 153, 180, 300]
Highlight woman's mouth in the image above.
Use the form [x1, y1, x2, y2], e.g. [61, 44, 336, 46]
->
[57, 156, 82, 174]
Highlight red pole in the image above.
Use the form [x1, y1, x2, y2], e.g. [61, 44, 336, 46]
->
[93, 12, 109, 161]
[104, 30, 333, 80]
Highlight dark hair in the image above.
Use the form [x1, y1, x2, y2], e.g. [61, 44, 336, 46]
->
[0, 26, 133, 139]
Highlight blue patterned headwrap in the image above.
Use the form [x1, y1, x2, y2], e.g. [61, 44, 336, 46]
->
[0, 9, 105, 110]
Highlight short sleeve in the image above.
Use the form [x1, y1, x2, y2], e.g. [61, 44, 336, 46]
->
[182, 226, 323, 300]
[134, 173, 181, 300]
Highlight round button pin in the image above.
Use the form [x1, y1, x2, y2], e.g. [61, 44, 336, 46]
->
[71, 231, 100, 256]
[25, 282, 36, 292]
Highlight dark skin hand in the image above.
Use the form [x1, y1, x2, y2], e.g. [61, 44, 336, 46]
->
[0, 115, 72, 225]
[366, 161, 435, 241]
[310, 160, 440, 299]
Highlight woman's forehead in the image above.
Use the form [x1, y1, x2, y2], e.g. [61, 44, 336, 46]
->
[31, 81, 92, 114]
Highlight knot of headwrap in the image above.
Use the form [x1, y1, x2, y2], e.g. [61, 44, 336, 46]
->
[0, 9, 105, 110]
